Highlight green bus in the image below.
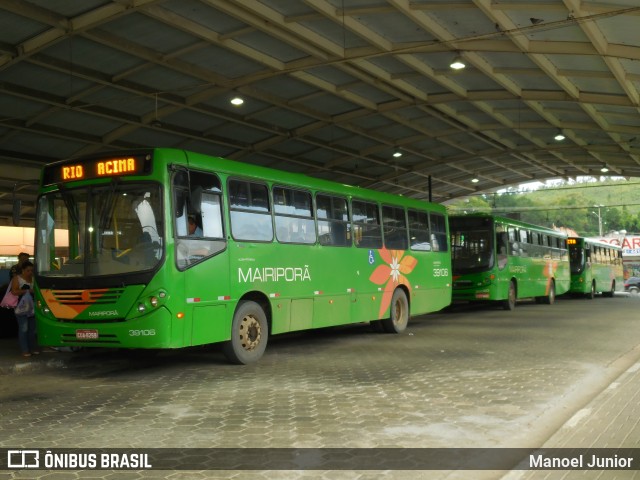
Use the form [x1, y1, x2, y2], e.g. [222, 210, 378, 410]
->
[567, 237, 623, 298]
[449, 214, 570, 310]
[34, 149, 451, 363]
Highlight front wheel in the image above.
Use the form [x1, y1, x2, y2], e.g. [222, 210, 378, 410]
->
[602, 281, 615, 298]
[381, 289, 409, 333]
[503, 281, 516, 311]
[586, 281, 595, 300]
[543, 279, 556, 305]
[223, 300, 268, 364]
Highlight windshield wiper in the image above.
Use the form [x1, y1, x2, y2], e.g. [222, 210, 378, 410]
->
[59, 185, 79, 227]
[98, 178, 119, 232]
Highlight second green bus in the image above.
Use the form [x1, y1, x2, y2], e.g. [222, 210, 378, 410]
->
[450, 214, 570, 310]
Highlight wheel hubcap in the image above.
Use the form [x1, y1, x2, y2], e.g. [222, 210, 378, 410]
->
[393, 298, 405, 326]
[239, 314, 261, 351]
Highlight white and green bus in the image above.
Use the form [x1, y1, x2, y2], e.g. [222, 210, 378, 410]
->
[34, 149, 452, 363]
[450, 214, 570, 310]
[567, 237, 623, 298]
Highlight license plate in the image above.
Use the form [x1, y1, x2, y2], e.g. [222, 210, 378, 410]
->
[76, 329, 98, 340]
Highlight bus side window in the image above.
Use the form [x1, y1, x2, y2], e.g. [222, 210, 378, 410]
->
[508, 227, 518, 255]
[352, 200, 382, 249]
[429, 213, 448, 252]
[173, 170, 226, 269]
[317, 194, 350, 246]
[408, 209, 431, 251]
[518, 229, 529, 256]
[229, 180, 273, 242]
[200, 192, 223, 238]
[530, 231, 540, 257]
[382, 205, 408, 250]
[496, 231, 508, 270]
[274, 187, 315, 244]
[173, 171, 190, 237]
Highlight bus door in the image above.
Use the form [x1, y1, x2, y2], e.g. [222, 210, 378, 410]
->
[173, 169, 230, 346]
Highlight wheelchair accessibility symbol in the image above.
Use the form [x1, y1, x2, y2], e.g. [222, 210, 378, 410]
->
[368, 250, 375, 265]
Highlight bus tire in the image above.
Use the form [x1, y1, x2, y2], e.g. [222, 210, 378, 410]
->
[223, 300, 268, 365]
[602, 281, 615, 298]
[586, 281, 595, 300]
[543, 279, 556, 305]
[382, 289, 409, 333]
[503, 281, 516, 311]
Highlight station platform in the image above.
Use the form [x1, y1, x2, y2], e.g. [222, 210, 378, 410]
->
[1, 294, 639, 479]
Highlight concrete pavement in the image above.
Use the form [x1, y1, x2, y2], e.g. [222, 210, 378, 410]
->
[1, 294, 639, 479]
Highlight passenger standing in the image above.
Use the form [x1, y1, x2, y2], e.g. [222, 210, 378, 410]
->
[11, 261, 38, 357]
[9, 252, 29, 279]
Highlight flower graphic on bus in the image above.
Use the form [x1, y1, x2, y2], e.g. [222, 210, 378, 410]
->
[369, 248, 417, 317]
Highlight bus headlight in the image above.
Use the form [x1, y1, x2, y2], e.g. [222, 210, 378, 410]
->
[37, 300, 51, 314]
[137, 303, 146, 313]
[150, 296, 159, 307]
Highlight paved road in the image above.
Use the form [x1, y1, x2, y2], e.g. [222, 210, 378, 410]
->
[1, 294, 639, 479]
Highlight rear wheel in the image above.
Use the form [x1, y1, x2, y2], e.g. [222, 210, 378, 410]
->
[602, 281, 615, 298]
[223, 300, 268, 364]
[503, 281, 516, 311]
[381, 289, 409, 333]
[543, 279, 556, 305]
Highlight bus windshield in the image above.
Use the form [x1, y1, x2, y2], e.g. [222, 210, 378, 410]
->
[568, 245, 584, 274]
[450, 219, 494, 274]
[36, 183, 163, 277]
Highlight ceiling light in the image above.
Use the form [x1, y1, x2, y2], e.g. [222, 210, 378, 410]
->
[471, 177, 479, 184]
[230, 97, 244, 106]
[554, 130, 565, 141]
[600, 165, 609, 173]
[450, 55, 466, 70]
[393, 150, 402, 158]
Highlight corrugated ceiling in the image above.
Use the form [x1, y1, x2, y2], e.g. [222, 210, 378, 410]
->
[0, 0, 639, 224]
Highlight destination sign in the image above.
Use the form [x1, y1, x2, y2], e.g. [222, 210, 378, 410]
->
[43, 153, 152, 185]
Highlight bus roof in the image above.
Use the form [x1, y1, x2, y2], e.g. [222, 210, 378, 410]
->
[569, 236, 622, 250]
[41, 148, 446, 214]
[449, 212, 567, 237]
[165, 149, 447, 214]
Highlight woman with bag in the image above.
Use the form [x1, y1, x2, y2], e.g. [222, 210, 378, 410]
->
[10, 261, 38, 357]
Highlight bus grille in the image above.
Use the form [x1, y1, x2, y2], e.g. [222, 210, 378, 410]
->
[453, 280, 473, 288]
[57, 317, 126, 324]
[61, 333, 120, 345]
[50, 288, 125, 304]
